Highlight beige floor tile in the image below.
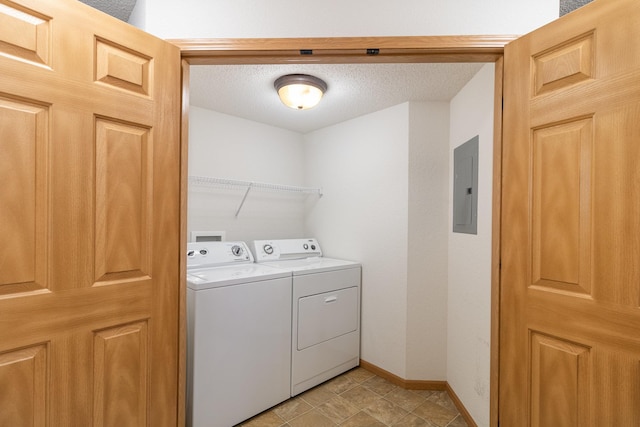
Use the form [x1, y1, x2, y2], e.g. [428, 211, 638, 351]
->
[239, 409, 287, 427]
[362, 375, 398, 396]
[410, 389, 436, 399]
[340, 385, 382, 410]
[343, 367, 375, 383]
[411, 401, 458, 427]
[236, 369, 469, 427]
[392, 413, 435, 427]
[385, 388, 427, 412]
[426, 391, 457, 413]
[288, 409, 337, 427]
[324, 375, 360, 394]
[445, 415, 469, 427]
[339, 411, 386, 427]
[273, 397, 313, 421]
[316, 395, 361, 424]
[363, 398, 409, 425]
[300, 385, 336, 407]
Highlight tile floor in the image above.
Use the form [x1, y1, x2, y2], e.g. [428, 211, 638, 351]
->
[236, 367, 469, 427]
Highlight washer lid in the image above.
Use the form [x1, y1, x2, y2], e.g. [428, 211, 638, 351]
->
[187, 264, 291, 290]
[260, 257, 360, 275]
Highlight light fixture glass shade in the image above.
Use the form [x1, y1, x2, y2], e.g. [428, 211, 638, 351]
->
[274, 74, 327, 110]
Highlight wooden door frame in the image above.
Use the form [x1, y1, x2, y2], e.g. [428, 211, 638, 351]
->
[173, 35, 513, 427]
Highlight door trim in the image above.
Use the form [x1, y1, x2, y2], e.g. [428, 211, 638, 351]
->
[178, 59, 190, 427]
[490, 56, 504, 427]
[176, 35, 510, 427]
[172, 35, 514, 65]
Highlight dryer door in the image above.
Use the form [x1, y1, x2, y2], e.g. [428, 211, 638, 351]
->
[297, 286, 358, 350]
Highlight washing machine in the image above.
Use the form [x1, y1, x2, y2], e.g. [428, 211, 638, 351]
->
[186, 241, 292, 427]
[252, 238, 361, 396]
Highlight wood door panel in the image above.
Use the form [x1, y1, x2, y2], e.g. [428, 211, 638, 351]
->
[94, 322, 148, 427]
[0, 1, 50, 67]
[532, 32, 594, 96]
[95, 38, 152, 96]
[0, 343, 48, 426]
[0, 96, 48, 294]
[95, 118, 152, 283]
[501, 0, 640, 425]
[531, 118, 592, 294]
[530, 333, 590, 427]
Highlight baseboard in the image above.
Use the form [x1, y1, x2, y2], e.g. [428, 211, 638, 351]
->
[446, 383, 478, 427]
[359, 359, 446, 390]
[359, 359, 477, 427]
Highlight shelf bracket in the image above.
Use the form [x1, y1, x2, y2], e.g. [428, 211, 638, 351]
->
[234, 183, 253, 218]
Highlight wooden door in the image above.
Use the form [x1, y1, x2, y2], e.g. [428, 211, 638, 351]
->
[0, 0, 181, 425]
[500, 0, 640, 425]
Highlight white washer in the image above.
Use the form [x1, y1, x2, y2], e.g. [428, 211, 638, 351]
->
[252, 238, 361, 396]
[186, 241, 292, 427]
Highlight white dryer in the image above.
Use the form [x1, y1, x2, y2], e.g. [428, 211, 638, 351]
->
[252, 238, 361, 396]
[186, 241, 292, 427]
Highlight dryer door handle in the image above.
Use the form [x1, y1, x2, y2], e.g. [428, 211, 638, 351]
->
[324, 296, 338, 303]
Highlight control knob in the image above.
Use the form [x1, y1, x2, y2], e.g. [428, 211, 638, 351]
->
[263, 244, 274, 255]
[231, 245, 243, 256]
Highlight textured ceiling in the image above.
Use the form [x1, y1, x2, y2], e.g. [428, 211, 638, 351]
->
[190, 63, 485, 134]
[560, 0, 593, 16]
[79, 0, 137, 22]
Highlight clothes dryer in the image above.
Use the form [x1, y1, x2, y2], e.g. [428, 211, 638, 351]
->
[252, 238, 361, 396]
[186, 241, 292, 427]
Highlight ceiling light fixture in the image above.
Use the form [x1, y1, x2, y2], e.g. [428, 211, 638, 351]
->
[274, 74, 327, 110]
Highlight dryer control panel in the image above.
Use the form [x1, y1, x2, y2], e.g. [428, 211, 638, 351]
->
[253, 238, 322, 262]
[186, 241, 253, 268]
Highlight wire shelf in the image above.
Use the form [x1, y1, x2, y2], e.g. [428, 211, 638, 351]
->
[188, 175, 322, 217]
[188, 175, 322, 195]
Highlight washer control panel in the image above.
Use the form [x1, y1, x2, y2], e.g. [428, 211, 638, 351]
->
[253, 238, 322, 262]
[187, 241, 253, 268]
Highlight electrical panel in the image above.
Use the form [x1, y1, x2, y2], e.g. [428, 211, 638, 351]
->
[453, 136, 479, 234]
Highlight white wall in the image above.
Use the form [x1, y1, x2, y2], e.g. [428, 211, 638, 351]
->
[304, 104, 410, 377]
[127, 0, 146, 29]
[129, 0, 559, 39]
[188, 106, 307, 242]
[406, 102, 450, 380]
[448, 63, 495, 427]
[304, 102, 451, 380]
